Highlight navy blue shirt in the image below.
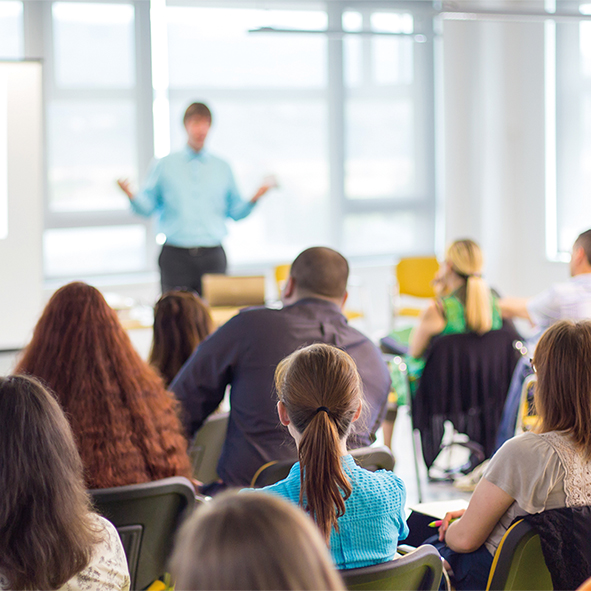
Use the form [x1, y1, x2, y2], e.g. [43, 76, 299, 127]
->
[170, 298, 391, 486]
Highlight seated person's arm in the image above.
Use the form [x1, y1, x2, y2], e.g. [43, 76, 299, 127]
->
[498, 297, 532, 321]
[439, 478, 515, 553]
[408, 300, 446, 358]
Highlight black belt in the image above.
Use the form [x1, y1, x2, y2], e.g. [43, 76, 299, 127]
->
[163, 244, 222, 255]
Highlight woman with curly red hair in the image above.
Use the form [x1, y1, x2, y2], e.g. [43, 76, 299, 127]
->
[16, 281, 192, 489]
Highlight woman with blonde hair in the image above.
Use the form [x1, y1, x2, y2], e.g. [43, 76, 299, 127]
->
[433, 320, 591, 590]
[246, 343, 408, 569]
[409, 238, 502, 360]
[170, 491, 345, 590]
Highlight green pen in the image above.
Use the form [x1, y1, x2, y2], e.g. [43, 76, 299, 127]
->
[428, 518, 460, 527]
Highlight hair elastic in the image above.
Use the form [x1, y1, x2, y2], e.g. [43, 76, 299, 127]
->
[315, 406, 330, 416]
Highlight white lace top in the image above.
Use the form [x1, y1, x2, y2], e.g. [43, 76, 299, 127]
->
[0, 515, 130, 591]
[483, 431, 591, 555]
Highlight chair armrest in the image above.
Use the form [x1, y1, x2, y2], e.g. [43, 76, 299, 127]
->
[397, 544, 418, 555]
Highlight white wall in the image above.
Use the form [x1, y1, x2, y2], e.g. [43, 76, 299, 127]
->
[443, 16, 569, 298]
[0, 61, 44, 350]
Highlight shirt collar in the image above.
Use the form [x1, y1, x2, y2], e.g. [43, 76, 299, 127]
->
[184, 145, 208, 161]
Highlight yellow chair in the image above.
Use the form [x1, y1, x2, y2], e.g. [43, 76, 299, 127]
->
[515, 374, 539, 435]
[486, 519, 552, 590]
[274, 263, 363, 322]
[394, 256, 440, 319]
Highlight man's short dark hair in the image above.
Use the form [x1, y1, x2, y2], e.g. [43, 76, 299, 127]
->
[575, 230, 591, 265]
[290, 247, 349, 298]
[183, 103, 212, 125]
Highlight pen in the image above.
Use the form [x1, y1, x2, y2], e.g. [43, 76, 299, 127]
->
[428, 518, 460, 528]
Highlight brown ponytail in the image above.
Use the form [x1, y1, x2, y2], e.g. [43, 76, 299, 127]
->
[275, 344, 362, 543]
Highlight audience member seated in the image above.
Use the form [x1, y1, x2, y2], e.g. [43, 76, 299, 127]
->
[149, 290, 214, 386]
[170, 490, 344, 590]
[496, 228, 591, 448]
[15, 282, 192, 489]
[432, 320, 591, 591]
[407, 238, 502, 382]
[382, 239, 503, 449]
[171, 247, 391, 491]
[0, 375, 130, 591]
[245, 343, 408, 570]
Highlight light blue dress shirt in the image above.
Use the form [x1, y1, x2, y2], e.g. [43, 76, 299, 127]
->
[130, 146, 255, 247]
[244, 455, 409, 570]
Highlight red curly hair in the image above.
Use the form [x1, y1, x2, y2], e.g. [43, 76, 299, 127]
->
[15, 282, 192, 489]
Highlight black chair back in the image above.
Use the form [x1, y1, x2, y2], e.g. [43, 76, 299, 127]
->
[412, 323, 521, 468]
[90, 476, 197, 590]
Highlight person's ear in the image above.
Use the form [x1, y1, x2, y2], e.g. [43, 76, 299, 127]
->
[340, 290, 348, 310]
[277, 400, 290, 426]
[283, 276, 295, 299]
[352, 401, 362, 423]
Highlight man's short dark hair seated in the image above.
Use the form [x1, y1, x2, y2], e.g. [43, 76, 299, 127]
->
[289, 247, 349, 299]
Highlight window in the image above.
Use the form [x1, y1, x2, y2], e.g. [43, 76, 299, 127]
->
[0, 1, 23, 59]
[42, 1, 156, 278]
[164, 2, 435, 266]
[26, 1, 436, 279]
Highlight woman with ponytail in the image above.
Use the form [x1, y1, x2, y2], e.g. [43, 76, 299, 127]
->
[247, 343, 408, 570]
[406, 239, 502, 382]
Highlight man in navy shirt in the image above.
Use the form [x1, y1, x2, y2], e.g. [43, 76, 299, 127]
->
[171, 247, 391, 489]
[117, 102, 271, 294]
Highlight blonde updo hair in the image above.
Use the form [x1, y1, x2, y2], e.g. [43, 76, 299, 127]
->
[446, 239, 492, 334]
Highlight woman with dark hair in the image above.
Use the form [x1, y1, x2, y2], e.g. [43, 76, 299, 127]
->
[170, 491, 345, 591]
[149, 290, 214, 386]
[246, 343, 408, 569]
[15, 281, 192, 489]
[0, 375, 129, 590]
[433, 320, 591, 590]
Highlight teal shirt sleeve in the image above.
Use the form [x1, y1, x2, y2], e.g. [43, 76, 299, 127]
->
[225, 167, 255, 221]
[130, 158, 163, 217]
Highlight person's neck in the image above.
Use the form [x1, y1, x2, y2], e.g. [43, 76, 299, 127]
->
[287, 291, 344, 309]
[445, 273, 465, 295]
[187, 142, 204, 154]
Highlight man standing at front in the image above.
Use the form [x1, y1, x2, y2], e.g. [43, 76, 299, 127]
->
[170, 247, 391, 492]
[118, 103, 272, 294]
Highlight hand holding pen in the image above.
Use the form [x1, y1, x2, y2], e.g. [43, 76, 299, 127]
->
[437, 509, 467, 541]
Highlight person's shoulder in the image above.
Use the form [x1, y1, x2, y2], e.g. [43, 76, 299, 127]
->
[488, 432, 554, 468]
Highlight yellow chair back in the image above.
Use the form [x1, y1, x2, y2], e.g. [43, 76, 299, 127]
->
[396, 256, 439, 299]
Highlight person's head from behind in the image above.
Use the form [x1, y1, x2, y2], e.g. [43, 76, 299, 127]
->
[170, 491, 344, 591]
[0, 375, 99, 590]
[275, 344, 363, 542]
[570, 229, 591, 277]
[184, 102, 212, 152]
[150, 290, 214, 386]
[533, 320, 591, 459]
[16, 281, 190, 488]
[443, 238, 492, 334]
[282, 247, 349, 308]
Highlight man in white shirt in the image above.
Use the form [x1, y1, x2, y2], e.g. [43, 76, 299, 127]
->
[499, 229, 591, 330]
[495, 229, 591, 447]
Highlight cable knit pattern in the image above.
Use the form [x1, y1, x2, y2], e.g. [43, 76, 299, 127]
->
[538, 431, 591, 507]
[245, 455, 409, 570]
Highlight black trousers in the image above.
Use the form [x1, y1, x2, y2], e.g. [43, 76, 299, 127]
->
[159, 244, 227, 295]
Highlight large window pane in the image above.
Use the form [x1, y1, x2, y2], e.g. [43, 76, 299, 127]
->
[44, 225, 147, 277]
[167, 7, 326, 88]
[52, 2, 135, 88]
[47, 101, 136, 212]
[0, 1, 23, 59]
[345, 99, 415, 200]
